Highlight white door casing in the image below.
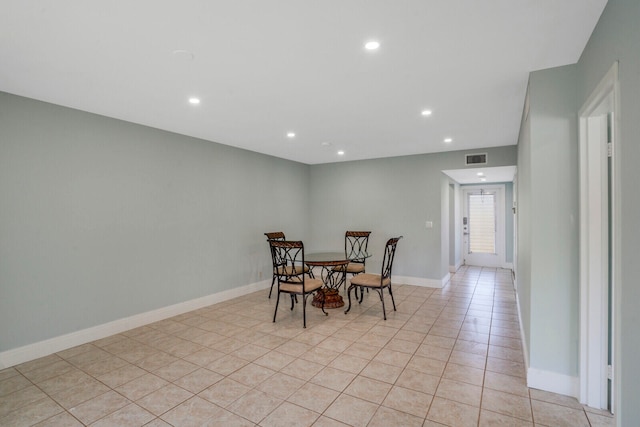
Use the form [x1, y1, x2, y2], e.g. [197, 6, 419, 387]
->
[579, 61, 619, 412]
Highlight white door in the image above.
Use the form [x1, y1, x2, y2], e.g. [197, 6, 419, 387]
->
[462, 185, 505, 268]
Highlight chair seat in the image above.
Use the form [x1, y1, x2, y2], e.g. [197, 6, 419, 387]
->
[279, 278, 324, 293]
[350, 273, 391, 288]
[276, 265, 310, 276]
[333, 262, 365, 274]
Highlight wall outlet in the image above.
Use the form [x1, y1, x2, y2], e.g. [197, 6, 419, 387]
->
[425, 221, 433, 229]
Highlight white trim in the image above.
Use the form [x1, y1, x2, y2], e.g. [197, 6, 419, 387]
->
[528, 368, 579, 399]
[395, 273, 449, 289]
[578, 61, 619, 411]
[449, 259, 463, 273]
[515, 281, 580, 412]
[515, 276, 579, 401]
[515, 281, 530, 373]
[0, 280, 271, 369]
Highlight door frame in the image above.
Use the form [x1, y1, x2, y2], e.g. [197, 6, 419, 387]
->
[461, 184, 506, 268]
[578, 61, 620, 412]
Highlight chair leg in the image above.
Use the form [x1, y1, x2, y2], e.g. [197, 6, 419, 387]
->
[268, 275, 277, 298]
[344, 285, 354, 314]
[302, 294, 307, 328]
[320, 290, 327, 316]
[341, 271, 348, 295]
[273, 291, 280, 323]
[290, 294, 295, 310]
[344, 274, 358, 300]
[358, 286, 365, 304]
[388, 284, 397, 312]
[377, 289, 387, 320]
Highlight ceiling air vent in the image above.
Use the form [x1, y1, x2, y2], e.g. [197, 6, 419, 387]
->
[466, 153, 487, 165]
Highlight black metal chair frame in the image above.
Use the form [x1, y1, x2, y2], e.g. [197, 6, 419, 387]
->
[343, 230, 371, 296]
[332, 231, 371, 293]
[271, 240, 327, 328]
[345, 230, 371, 269]
[344, 236, 402, 320]
[264, 232, 286, 298]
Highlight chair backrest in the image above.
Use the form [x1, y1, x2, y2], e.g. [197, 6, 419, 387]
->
[264, 231, 286, 241]
[380, 236, 402, 280]
[269, 240, 305, 280]
[345, 231, 371, 263]
[265, 232, 286, 269]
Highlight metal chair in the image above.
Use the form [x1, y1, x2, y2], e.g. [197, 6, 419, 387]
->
[271, 240, 326, 328]
[265, 232, 286, 298]
[344, 236, 402, 320]
[333, 231, 371, 295]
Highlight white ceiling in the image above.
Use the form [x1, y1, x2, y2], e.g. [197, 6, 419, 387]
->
[0, 1, 607, 165]
[443, 166, 517, 185]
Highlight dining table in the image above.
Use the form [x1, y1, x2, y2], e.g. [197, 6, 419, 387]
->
[305, 251, 370, 309]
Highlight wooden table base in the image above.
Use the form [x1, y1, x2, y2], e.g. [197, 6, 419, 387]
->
[312, 288, 344, 309]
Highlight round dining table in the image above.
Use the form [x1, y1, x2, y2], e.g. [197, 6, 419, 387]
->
[305, 251, 369, 309]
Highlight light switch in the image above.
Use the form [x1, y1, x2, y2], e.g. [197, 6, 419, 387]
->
[425, 221, 433, 229]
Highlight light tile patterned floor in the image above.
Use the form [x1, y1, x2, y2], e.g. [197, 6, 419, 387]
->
[0, 266, 616, 426]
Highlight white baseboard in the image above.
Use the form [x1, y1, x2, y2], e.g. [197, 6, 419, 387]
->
[515, 280, 579, 400]
[515, 288, 530, 373]
[449, 260, 463, 273]
[0, 272, 455, 369]
[0, 280, 271, 369]
[395, 273, 449, 289]
[527, 367, 580, 399]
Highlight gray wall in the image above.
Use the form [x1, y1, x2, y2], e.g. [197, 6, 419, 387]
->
[576, 1, 640, 423]
[440, 176, 450, 277]
[308, 147, 517, 282]
[0, 92, 310, 352]
[518, 65, 580, 378]
[504, 182, 514, 264]
[516, 101, 532, 362]
[448, 183, 462, 269]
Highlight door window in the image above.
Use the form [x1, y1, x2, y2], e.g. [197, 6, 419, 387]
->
[468, 192, 496, 254]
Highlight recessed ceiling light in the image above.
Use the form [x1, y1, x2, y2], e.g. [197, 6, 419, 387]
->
[321, 142, 332, 147]
[477, 172, 484, 177]
[364, 40, 380, 50]
[480, 178, 487, 182]
[287, 132, 296, 138]
[188, 97, 200, 105]
[421, 110, 432, 116]
[337, 150, 345, 156]
[444, 137, 453, 143]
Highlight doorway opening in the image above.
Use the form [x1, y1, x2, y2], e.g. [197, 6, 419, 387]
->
[462, 185, 505, 268]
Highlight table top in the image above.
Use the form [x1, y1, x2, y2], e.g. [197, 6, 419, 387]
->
[305, 251, 370, 266]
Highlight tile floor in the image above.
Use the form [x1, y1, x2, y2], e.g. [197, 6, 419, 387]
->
[0, 266, 616, 426]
